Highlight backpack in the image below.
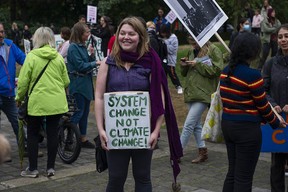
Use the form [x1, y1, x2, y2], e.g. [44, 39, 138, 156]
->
[157, 38, 168, 66]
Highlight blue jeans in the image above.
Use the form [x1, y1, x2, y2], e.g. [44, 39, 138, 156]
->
[0, 95, 19, 141]
[180, 102, 207, 149]
[70, 93, 91, 136]
[106, 149, 153, 192]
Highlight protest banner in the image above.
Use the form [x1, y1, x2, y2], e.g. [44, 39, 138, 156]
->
[261, 113, 288, 152]
[104, 92, 151, 149]
[87, 5, 97, 24]
[165, 10, 177, 24]
[163, 0, 228, 47]
[54, 34, 64, 51]
[23, 39, 31, 55]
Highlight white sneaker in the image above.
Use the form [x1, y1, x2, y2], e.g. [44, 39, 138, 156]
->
[20, 167, 39, 178]
[177, 86, 183, 94]
[47, 168, 55, 177]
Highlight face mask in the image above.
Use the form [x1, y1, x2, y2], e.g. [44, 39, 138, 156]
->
[243, 24, 251, 31]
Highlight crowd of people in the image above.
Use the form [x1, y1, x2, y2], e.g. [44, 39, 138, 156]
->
[0, 0, 288, 191]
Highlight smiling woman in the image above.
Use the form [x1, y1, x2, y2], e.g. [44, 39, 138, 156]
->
[262, 23, 288, 192]
[95, 16, 183, 192]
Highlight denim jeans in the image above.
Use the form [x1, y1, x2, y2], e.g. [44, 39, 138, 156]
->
[106, 149, 153, 192]
[180, 102, 207, 149]
[70, 93, 91, 136]
[0, 95, 19, 141]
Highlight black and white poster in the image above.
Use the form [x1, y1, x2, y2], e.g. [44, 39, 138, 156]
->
[164, 0, 228, 47]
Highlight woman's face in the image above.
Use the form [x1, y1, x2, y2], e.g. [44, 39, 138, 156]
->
[100, 17, 106, 27]
[82, 26, 90, 42]
[271, 10, 275, 17]
[278, 28, 288, 53]
[118, 24, 139, 53]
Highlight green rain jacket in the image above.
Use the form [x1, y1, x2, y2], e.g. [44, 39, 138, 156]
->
[181, 43, 224, 104]
[16, 45, 70, 116]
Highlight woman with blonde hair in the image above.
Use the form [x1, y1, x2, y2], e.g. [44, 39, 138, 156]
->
[179, 36, 224, 163]
[16, 27, 70, 177]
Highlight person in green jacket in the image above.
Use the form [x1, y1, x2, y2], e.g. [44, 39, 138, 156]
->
[16, 27, 70, 178]
[67, 22, 97, 148]
[179, 36, 223, 163]
[258, 8, 281, 70]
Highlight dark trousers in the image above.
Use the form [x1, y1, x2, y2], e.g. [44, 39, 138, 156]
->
[164, 65, 182, 88]
[270, 153, 288, 192]
[106, 149, 153, 192]
[27, 114, 62, 171]
[221, 120, 262, 192]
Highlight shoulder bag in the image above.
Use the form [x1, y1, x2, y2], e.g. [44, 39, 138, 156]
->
[94, 135, 108, 173]
[201, 82, 224, 143]
[18, 60, 51, 120]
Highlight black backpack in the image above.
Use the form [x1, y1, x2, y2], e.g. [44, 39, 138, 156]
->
[157, 38, 168, 66]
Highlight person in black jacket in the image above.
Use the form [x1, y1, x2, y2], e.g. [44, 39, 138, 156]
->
[146, 21, 159, 54]
[11, 22, 21, 47]
[92, 16, 112, 57]
[263, 23, 288, 192]
[22, 24, 32, 40]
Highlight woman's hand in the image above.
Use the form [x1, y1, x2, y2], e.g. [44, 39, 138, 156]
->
[278, 116, 288, 128]
[282, 105, 288, 113]
[185, 60, 197, 67]
[274, 105, 282, 113]
[16, 101, 22, 108]
[89, 46, 95, 57]
[99, 130, 109, 151]
[149, 131, 159, 149]
[180, 57, 188, 66]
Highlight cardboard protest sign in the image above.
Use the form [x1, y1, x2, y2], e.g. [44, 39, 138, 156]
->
[104, 92, 151, 149]
[165, 10, 177, 24]
[164, 0, 228, 47]
[23, 39, 31, 55]
[261, 113, 288, 152]
[87, 5, 97, 24]
[54, 34, 64, 51]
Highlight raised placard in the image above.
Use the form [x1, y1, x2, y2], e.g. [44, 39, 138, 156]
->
[104, 91, 151, 149]
[261, 113, 288, 152]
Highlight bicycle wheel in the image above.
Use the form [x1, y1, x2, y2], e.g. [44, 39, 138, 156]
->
[57, 122, 81, 164]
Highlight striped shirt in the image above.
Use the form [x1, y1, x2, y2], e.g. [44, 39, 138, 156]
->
[220, 63, 279, 128]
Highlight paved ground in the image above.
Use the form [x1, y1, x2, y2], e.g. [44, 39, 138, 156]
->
[0, 112, 285, 192]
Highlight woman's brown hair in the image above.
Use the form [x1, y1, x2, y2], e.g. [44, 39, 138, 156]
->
[69, 22, 87, 44]
[111, 17, 149, 67]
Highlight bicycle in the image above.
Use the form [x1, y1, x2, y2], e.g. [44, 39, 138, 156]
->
[57, 95, 81, 164]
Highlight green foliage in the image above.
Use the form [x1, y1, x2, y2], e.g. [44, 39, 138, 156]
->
[0, 8, 10, 28]
[1, 0, 287, 39]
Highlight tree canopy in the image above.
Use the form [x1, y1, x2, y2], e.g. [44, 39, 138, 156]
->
[1, 0, 287, 38]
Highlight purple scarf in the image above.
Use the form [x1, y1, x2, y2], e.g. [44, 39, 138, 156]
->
[106, 49, 183, 183]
